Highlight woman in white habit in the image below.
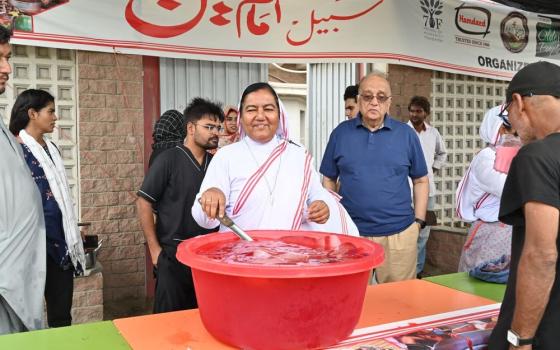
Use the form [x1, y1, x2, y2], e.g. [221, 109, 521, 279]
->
[192, 82, 358, 236]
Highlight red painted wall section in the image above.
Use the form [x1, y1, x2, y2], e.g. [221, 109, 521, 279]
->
[142, 56, 160, 297]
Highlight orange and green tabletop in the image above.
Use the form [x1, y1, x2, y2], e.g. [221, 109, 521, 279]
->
[113, 279, 496, 350]
[0, 320, 130, 350]
[0, 277, 501, 349]
[425, 272, 506, 302]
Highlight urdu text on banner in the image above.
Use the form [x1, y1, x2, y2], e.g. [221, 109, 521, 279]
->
[5, 0, 560, 79]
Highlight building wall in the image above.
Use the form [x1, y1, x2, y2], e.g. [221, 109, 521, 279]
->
[269, 82, 307, 146]
[387, 64, 432, 122]
[159, 58, 267, 112]
[307, 63, 357, 166]
[425, 228, 467, 275]
[77, 51, 146, 302]
[430, 72, 508, 227]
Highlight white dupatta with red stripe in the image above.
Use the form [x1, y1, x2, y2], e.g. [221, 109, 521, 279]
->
[192, 136, 324, 231]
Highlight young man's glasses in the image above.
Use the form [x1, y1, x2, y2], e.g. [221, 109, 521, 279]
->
[359, 94, 391, 103]
[195, 123, 223, 133]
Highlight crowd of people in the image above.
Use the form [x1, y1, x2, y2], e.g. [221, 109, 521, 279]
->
[136, 64, 560, 349]
[1, 22, 559, 349]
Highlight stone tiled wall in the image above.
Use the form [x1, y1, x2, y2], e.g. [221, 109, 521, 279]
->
[77, 51, 145, 303]
[387, 65, 433, 122]
[71, 272, 103, 323]
[385, 64, 468, 276]
[425, 227, 468, 275]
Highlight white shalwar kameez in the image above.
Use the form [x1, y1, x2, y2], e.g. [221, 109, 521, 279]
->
[0, 118, 46, 334]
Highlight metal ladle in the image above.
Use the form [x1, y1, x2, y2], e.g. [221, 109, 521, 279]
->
[198, 198, 253, 241]
[217, 213, 253, 241]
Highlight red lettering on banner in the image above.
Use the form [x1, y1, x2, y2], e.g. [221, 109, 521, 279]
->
[125, 0, 208, 38]
[235, 0, 281, 38]
[286, 0, 384, 46]
[157, 0, 181, 11]
[124, 0, 383, 47]
[210, 1, 233, 26]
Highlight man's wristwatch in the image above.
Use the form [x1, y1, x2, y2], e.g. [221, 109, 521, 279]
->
[414, 218, 426, 229]
[507, 329, 533, 347]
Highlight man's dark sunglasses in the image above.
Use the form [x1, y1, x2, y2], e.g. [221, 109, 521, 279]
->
[498, 103, 512, 129]
[499, 92, 536, 129]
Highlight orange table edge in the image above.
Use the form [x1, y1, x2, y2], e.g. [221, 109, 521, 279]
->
[113, 279, 497, 350]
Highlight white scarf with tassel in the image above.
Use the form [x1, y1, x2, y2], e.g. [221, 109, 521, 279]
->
[19, 129, 85, 271]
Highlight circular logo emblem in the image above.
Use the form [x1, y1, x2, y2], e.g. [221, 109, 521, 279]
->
[501, 12, 529, 53]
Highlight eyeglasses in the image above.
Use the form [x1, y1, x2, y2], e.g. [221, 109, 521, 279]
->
[194, 123, 223, 133]
[359, 94, 391, 104]
[499, 92, 536, 129]
[498, 103, 512, 129]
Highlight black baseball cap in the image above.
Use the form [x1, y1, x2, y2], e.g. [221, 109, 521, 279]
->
[506, 61, 560, 103]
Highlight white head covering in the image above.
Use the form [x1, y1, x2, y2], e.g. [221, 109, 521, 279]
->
[237, 82, 290, 141]
[479, 105, 506, 146]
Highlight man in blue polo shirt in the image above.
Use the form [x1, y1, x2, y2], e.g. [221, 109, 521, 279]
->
[320, 73, 429, 283]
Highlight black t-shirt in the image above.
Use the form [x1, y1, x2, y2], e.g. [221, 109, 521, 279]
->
[489, 133, 560, 349]
[137, 145, 218, 254]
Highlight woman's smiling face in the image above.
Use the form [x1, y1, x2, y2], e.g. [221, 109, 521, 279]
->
[240, 88, 279, 143]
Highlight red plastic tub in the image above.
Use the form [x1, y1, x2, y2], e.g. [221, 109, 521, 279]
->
[176, 230, 384, 350]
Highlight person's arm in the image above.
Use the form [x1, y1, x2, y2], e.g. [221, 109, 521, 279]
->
[409, 129, 429, 221]
[412, 176, 429, 221]
[472, 148, 508, 197]
[319, 128, 340, 192]
[306, 167, 330, 224]
[432, 130, 447, 173]
[135, 154, 170, 266]
[322, 176, 337, 192]
[509, 201, 558, 349]
[136, 196, 161, 266]
[192, 150, 230, 229]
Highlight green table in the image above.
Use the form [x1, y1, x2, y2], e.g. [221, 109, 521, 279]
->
[0, 321, 130, 350]
[425, 272, 506, 302]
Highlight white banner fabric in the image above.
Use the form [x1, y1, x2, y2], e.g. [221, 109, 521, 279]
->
[6, 0, 560, 79]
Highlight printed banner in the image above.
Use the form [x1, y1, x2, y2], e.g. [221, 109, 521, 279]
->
[328, 303, 501, 349]
[3, 0, 560, 79]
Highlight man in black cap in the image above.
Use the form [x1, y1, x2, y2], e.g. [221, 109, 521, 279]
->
[489, 61, 560, 350]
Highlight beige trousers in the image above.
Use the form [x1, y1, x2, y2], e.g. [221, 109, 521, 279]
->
[366, 222, 420, 283]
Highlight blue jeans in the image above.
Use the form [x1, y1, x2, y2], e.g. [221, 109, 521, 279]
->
[416, 196, 434, 274]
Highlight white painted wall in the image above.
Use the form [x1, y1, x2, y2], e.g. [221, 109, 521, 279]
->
[270, 82, 307, 146]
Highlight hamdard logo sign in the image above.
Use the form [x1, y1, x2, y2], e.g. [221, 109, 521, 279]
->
[454, 3, 491, 49]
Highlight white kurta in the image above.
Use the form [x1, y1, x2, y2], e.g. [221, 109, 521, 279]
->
[0, 119, 46, 333]
[192, 136, 358, 235]
[407, 121, 447, 197]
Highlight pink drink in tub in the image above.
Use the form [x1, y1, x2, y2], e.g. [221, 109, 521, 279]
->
[200, 236, 367, 266]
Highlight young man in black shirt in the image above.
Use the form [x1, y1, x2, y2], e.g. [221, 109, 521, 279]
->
[136, 98, 224, 313]
[489, 61, 560, 349]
